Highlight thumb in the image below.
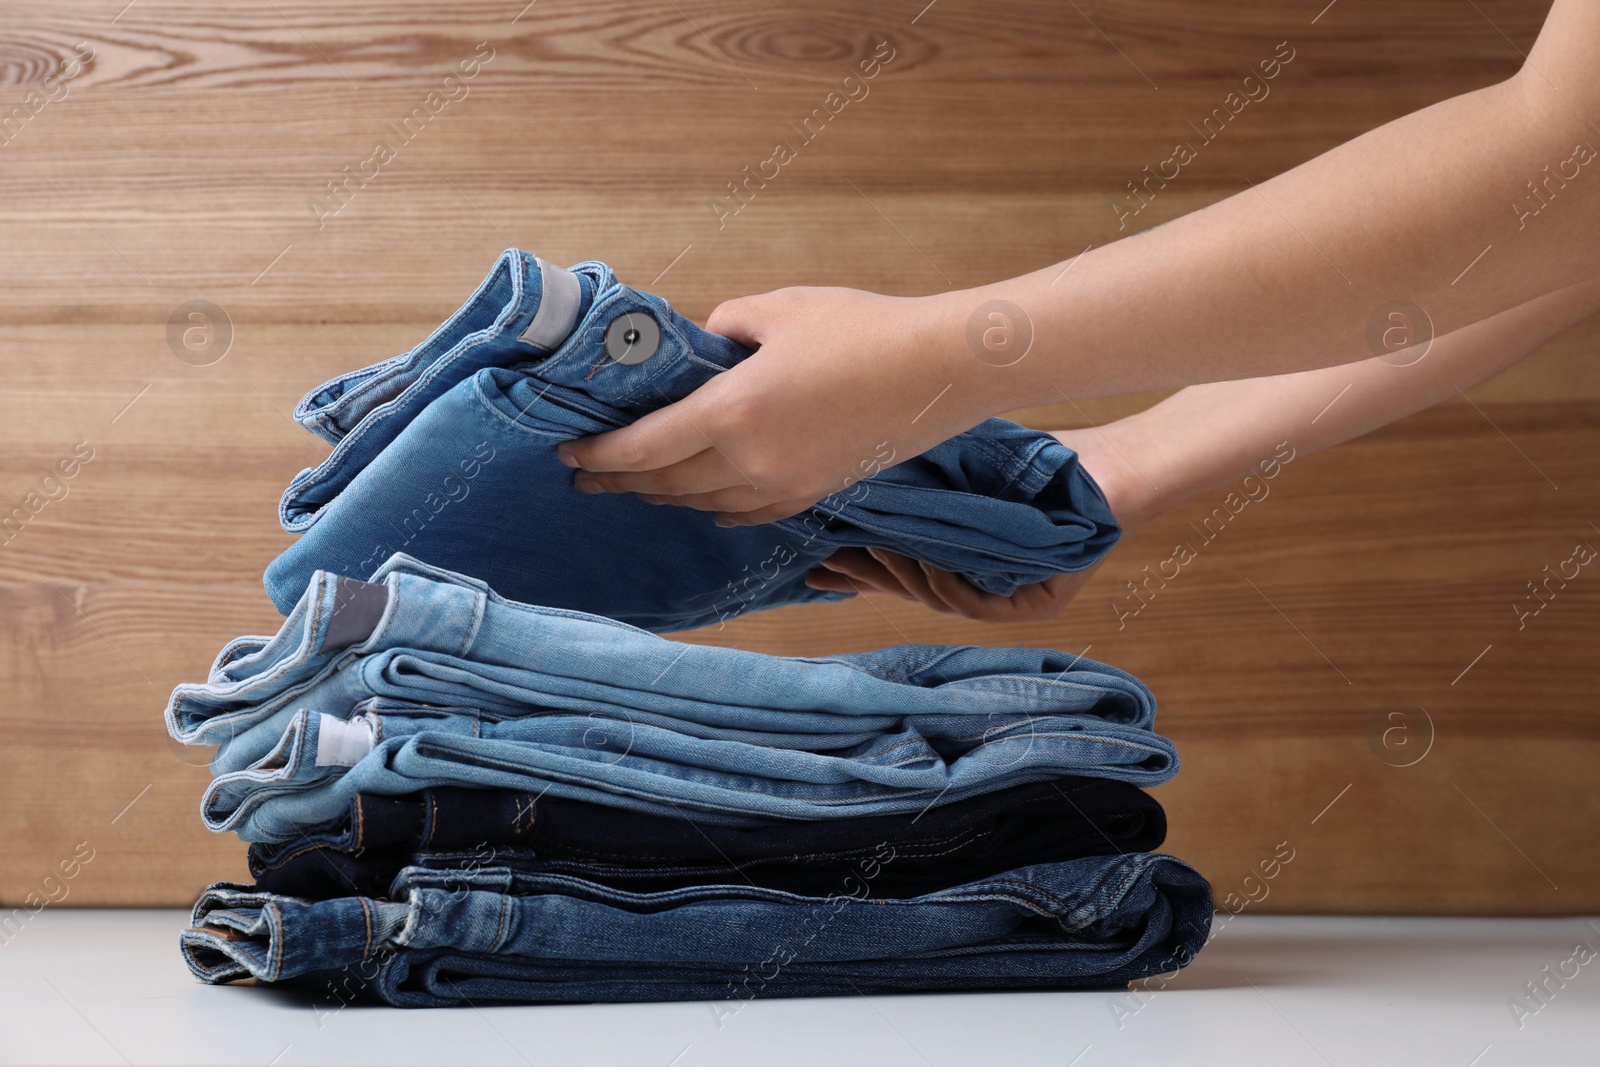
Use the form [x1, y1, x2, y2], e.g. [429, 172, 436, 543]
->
[558, 391, 714, 473]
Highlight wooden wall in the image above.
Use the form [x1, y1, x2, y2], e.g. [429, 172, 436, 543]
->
[1, 0, 1593, 912]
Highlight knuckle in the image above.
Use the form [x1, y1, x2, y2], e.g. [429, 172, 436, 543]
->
[717, 389, 763, 435]
[737, 455, 779, 493]
[704, 297, 744, 335]
[617, 436, 652, 471]
[758, 287, 797, 313]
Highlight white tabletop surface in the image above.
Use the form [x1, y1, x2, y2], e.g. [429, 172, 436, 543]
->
[1, 910, 1595, 1066]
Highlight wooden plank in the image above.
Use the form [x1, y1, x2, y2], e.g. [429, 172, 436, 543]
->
[1, 0, 1591, 913]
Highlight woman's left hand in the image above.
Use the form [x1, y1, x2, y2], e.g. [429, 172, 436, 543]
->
[805, 548, 1102, 622]
[802, 424, 1163, 622]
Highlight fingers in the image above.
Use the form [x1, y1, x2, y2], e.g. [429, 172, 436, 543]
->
[804, 568, 860, 595]
[839, 550, 996, 618]
[591, 467, 816, 520]
[807, 548, 914, 599]
[563, 289, 779, 479]
[870, 552, 1081, 622]
[918, 561, 1001, 617]
[710, 496, 819, 526]
[862, 549, 949, 609]
[807, 548, 1091, 623]
[558, 399, 713, 477]
[634, 485, 774, 513]
[577, 449, 749, 498]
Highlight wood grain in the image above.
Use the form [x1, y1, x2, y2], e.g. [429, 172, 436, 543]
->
[2, 0, 1592, 913]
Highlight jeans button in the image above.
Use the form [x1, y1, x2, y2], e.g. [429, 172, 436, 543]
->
[603, 311, 660, 365]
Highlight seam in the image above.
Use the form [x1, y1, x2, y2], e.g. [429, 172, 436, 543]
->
[514, 794, 536, 836]
[876, 732, 1163, 767]
[404, 742, 1166, 815]
[848, 717, 1160, 765]
[267, 899, 284, 981]
[359, 895, 374, 960]
[493, 893, 512, 953]
[532, 826, 991, 866]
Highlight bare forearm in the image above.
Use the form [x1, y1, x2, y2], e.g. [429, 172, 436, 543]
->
[562, 1, 1600, 528]
[1083, 273, 1600, 527]
[934, 3, 1600, 415]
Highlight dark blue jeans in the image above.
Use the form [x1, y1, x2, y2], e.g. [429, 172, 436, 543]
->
[247, 777, 1167, 900]
[182, 853, 1212, 1006]
[265, 249, 1119, 632]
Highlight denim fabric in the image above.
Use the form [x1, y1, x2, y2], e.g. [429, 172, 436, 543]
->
[165, 555, 1176, 840]
[247, 777, 1167, 900]
[254, 787, 544, 859]
[264, 249, 1119, 632]
[181, 853, 1212, 1006]
[202, 688, 1176, 842]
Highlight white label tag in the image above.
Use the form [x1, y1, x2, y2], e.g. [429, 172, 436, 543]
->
[315, 712, 376, 768]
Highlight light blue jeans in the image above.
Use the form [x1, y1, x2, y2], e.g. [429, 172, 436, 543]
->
[265, 249, 1120, 632]
[167, 554, 1176, 841]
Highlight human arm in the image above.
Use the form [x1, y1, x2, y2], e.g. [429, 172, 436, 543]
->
[809, 273, 1600, 619]
[561, 1, 1600, 524]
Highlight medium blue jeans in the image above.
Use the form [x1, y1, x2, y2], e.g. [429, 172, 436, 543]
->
[166, 555, 1176, 841]
[264, 249, 1119, 632]
[181, 853, 1213, 1006]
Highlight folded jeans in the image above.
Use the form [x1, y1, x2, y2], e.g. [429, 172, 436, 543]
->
[265, 249, 1120, 632]
[246, 776, 1167, 899]
[202, 691, 1176, 841]
[182, 853, 1213, 1006]
[167, 554, 1177, 841]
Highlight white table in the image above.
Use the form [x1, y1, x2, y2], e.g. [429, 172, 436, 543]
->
[2, 911, 1595, 1066]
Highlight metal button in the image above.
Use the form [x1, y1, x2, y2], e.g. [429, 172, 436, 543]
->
[603, 311, 660, 365]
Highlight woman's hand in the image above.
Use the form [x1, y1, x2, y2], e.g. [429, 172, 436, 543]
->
[560, 4, 1600, 530]
[805, 425, 1162, 622]
[559, 286, 997, 525]
[805, 547, 1105, 622]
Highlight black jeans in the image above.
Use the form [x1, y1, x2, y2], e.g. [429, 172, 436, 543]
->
[248, 777, 1165, 900]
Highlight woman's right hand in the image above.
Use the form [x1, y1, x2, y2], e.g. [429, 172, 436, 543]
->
[561, 286, 1000, 526]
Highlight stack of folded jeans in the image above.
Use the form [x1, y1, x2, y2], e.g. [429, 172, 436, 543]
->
[166, 251, 1212, 1006]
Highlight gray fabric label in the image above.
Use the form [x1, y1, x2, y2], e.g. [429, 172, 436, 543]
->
[325, 576, 390, 650]
[517, 258, 582, 351]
